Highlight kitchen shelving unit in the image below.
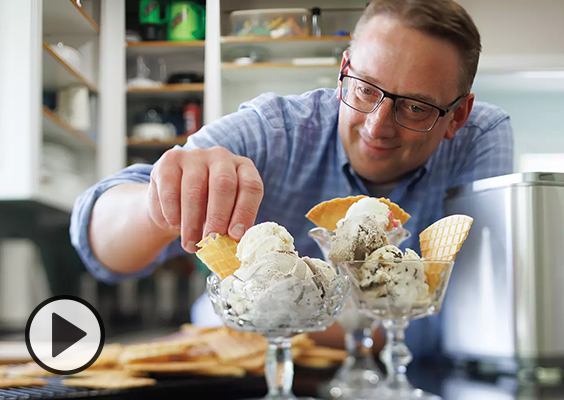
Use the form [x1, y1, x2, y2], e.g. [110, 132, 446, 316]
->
[0, 0, 102, 213]
[124, 4, 206, 159]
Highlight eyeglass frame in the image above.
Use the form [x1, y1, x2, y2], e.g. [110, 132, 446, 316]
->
[338, 59, 467, 132]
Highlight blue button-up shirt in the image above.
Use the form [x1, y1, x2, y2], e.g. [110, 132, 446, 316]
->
[71, 88, 513, 357]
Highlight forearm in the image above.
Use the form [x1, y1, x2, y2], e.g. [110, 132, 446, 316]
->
[88, 183, 179, 275]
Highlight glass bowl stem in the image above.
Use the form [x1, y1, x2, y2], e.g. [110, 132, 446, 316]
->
[265, 337, 298, 400]
[380, 318, 413, 390]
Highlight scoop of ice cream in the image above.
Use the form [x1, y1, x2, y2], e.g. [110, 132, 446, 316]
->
[302, 256, 336, 281]
[341, 197, 390, 229]
[329, 214, 389, 264]
[236, 221, 295, 266]
[359, 246, 429, 307]
[235, 251, 313, 283]
[221, 251, 334, 328]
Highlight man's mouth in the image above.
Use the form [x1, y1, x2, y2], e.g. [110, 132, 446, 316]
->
[358, 134, 400, 156]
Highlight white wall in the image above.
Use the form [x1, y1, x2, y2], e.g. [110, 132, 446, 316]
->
[458, 0, 564, 56]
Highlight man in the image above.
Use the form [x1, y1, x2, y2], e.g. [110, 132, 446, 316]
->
[70, 0, 513, 357]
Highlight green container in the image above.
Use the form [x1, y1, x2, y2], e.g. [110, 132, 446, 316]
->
[168, 1, 206, 41]
[139, 0, 165, 25]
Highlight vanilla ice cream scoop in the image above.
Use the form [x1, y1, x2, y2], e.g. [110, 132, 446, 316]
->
[236, 221, 295, 266]
[341, 197, 390, 229]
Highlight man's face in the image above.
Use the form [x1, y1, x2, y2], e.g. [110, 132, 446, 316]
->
[338, 15, 473, 184]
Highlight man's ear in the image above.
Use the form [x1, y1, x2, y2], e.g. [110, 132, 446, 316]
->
[337, 51, 351, 101]
[445, 93, 474, 140]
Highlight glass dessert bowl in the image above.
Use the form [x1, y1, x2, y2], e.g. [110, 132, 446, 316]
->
[309, 224, 410, 399]
[206, 270, 350, 400]
[337, 259, 455, 400]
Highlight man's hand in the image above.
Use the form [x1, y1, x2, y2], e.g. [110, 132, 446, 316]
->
[148, 147, 264, 253]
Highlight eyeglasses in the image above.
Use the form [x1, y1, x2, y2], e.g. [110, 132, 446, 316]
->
[339, 60, 466, 132]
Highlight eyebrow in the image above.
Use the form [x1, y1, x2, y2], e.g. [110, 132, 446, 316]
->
[350, 66, 440, 106]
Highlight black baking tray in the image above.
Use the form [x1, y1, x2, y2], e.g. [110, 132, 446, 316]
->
[0, 367, 337, 400]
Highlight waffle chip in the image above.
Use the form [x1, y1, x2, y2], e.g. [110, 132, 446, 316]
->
[295, 356, 337, 369]
[420, 215, 473, 294]
[291, 333, 315, 348]
[90, 344, 123, 369]
[119, 338, 204, 364]
[0, 377, 47, 388]
[225, 353, 266, 371]
[206, 331, 267, 361]
[378, 197, 411, 225]
[425, 262, 448, 295]
[306, 195, 410, 231]
[196, 234, 241, 279]
[7, 363, 54, 378]
[299, 346, 348, 362]
[306, 195, 367, 230]
[63, 376, 156, 390]
[419, 215, 473, 261]
[126, 361, 219, 373]
[193, 365, 246, 377]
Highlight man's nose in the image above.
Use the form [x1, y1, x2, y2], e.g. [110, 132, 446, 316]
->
[364, 98, 396, 139]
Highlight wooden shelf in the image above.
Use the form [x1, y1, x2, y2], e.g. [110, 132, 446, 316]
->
[221, 35, 351, 43]
[222, 62, 339, 69]
[127, 83, 204, 100]
[127, 137, 189, 148]
[43, 0, 99, 35]
[126, 41, 205, 57]
[221, 36, 350, 62]
[42, 106, 95, 150]
[127, 41, 205, 48]
[222, 63, 339, 84]
[42, 42, 98, 93]
[128, 83, 204, 93]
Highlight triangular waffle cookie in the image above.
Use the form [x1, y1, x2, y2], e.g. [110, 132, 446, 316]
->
[196, 234, 241, 279]
[306, 195, 410, 231]
[305, 195, 368, 231]
[419, 215, 473, 261]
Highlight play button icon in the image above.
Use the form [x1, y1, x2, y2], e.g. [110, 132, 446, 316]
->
[52, 313, 87, 358]
[25, 295, 104, 375]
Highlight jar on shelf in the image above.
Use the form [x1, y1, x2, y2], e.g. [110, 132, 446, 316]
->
[183, 100, 202, 136]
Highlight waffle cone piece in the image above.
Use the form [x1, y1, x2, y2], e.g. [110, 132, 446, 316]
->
[306, 195, 410, 231]
[196, 234, 241, 279]
[420, 214, 473, 294]
[378, 198, 411, 226]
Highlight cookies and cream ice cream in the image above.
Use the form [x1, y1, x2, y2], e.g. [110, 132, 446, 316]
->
[220, 222, 338, 328]
[358, 246, 429, 308]
[329, 212, 389, 265]
[315, 197, 433, 311]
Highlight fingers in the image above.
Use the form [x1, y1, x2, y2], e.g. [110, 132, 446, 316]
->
[180, 162, 209, 253]
[148, 147, 263, 253]
[228, 161, 264, 240]
[149, 159, 182, 232]
[204, 161, 238, 238]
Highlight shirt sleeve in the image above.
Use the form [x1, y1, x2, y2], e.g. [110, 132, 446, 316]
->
[69, 163, 186, 284]
[450, 113, 514, 188]
[70, 94, 277, 284]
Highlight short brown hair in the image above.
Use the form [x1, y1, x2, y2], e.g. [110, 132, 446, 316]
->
[351, 0, 481, 94]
